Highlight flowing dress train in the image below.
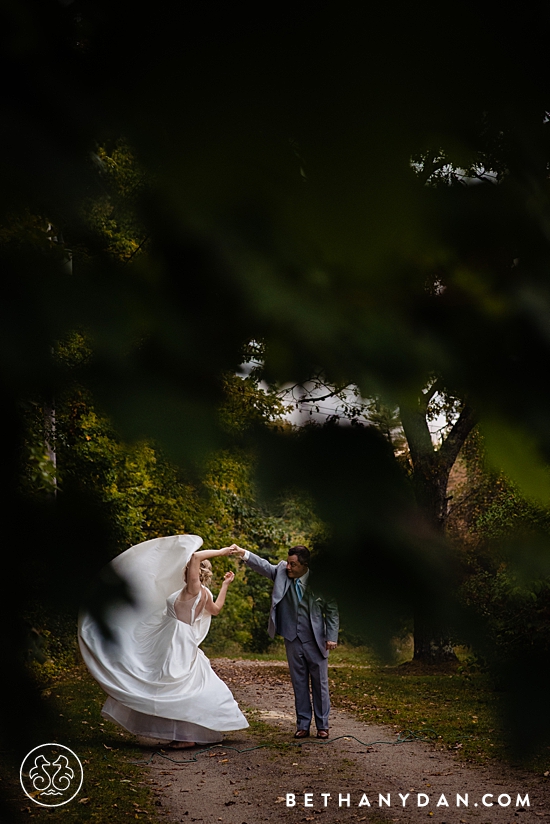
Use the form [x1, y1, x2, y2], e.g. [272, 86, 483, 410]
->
[78, 534, 248, 743]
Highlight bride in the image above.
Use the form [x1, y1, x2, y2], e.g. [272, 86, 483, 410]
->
[78, 534, 248, 748]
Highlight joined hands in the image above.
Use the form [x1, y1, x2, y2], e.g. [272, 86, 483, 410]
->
[217, 544, 245, 557]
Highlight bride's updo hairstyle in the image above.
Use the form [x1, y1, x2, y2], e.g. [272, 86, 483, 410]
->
[182, 558, 213, 587]
[198, 560, 213, 587]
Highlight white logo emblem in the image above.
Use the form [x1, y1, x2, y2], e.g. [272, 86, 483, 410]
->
[20, 743, 83, 807]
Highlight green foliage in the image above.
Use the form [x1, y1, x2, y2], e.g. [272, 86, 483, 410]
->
[194, 451, 327, 653]
[1, 669, 162, 824]
[448, 430, 550, 755]
[56, 387, 197, 550]
[449, 431, 550, 653]
[326, 657, 535, 768]
[81, 140, 150, 263]
[6, 0, 550, 764]
[219, 371, 285, 433]
[364, 398, 409, 460]
[22, 441, 57, 496]
[23, 361, 326, 655]
[24, 604, 82, 683]
[461, 568, 550, 657]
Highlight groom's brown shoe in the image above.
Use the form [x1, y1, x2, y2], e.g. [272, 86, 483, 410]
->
[316, 730, 329, 739]
[294, 729, 309, 739]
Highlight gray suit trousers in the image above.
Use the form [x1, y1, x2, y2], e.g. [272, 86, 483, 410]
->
[284, 637, 330, 731]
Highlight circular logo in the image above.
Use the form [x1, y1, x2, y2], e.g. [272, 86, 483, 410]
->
[20, 743, 84, 807]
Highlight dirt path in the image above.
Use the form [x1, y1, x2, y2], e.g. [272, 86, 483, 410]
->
[140, 659, 550, 824]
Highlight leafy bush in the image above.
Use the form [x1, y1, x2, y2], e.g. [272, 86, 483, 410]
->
[450, 432, 550, 658]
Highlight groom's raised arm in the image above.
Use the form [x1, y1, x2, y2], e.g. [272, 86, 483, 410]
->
[230, 546, 279, 581]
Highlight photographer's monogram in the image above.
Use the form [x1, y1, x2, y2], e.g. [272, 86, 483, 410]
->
[20, 743, 83, 807]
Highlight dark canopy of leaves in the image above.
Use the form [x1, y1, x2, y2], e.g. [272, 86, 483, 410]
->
[3, 0, 550, 789]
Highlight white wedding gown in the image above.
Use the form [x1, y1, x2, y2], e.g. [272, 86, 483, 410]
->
[78, 534, 248, 743]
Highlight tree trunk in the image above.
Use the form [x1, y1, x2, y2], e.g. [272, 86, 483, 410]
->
[400, 398, 476, 664]
[410, 456, 458, 662]
[44, 398, 57, 497]
[413, 612, 458, 662]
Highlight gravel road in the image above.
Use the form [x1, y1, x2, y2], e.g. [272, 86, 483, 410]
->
[140, 659, 550, 824]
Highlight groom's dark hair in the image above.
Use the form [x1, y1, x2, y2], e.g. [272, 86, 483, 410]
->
[288, 545, 310, 567]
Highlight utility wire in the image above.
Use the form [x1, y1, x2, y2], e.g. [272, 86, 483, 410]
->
[127, 729, 439, 766]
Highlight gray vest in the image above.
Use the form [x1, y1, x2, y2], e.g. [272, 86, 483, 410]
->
[277, 580, 314, 643]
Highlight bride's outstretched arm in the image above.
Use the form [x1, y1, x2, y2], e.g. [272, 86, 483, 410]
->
[192, 547, 232, 561]
[184, 547, 233, 596]
[206, 571, 235, 615]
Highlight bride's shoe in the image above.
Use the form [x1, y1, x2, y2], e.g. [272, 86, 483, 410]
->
[168, 740, 196, 749]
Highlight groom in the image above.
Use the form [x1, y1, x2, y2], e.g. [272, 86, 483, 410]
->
[230, 544, 339, 739]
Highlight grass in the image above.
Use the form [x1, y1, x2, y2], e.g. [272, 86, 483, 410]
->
[5, 665, 162, 824]
[211, 640, 550, 773]
[326, 648, 550, 774]
[207, 640, 384, 666]
[9, 636, 549, 823]
[224, 641, 550, 773]
[244, 710, 295, 751]
[203, 639, 288, 661]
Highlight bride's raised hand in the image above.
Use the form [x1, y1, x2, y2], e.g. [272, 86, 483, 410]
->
[228, 544, 246, 557]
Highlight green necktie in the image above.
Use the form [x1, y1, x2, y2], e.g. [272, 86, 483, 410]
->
[295, 579, 303, 602]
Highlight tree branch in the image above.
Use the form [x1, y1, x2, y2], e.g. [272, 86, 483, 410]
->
[124, 233, 150, 264]
[418, 158, 448, 186]
[420, 377, 443, 413]
[438, 404, 477, 474]
[279, 380, 353, 404]
[298, 384, 353, 403]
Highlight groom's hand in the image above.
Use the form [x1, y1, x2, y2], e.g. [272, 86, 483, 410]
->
[326, 641, 338, 651]
[229, 544, 246, 558]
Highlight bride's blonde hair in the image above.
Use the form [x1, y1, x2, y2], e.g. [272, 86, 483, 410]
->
[182, 559, 213, 588]
[198, 559, 212, 586]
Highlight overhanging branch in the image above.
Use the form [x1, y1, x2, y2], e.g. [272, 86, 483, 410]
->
[438, 403, 477, 474]
[420, 377, 443, 413]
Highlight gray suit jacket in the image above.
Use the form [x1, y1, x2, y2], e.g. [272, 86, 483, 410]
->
[244, 552, 339, 659]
